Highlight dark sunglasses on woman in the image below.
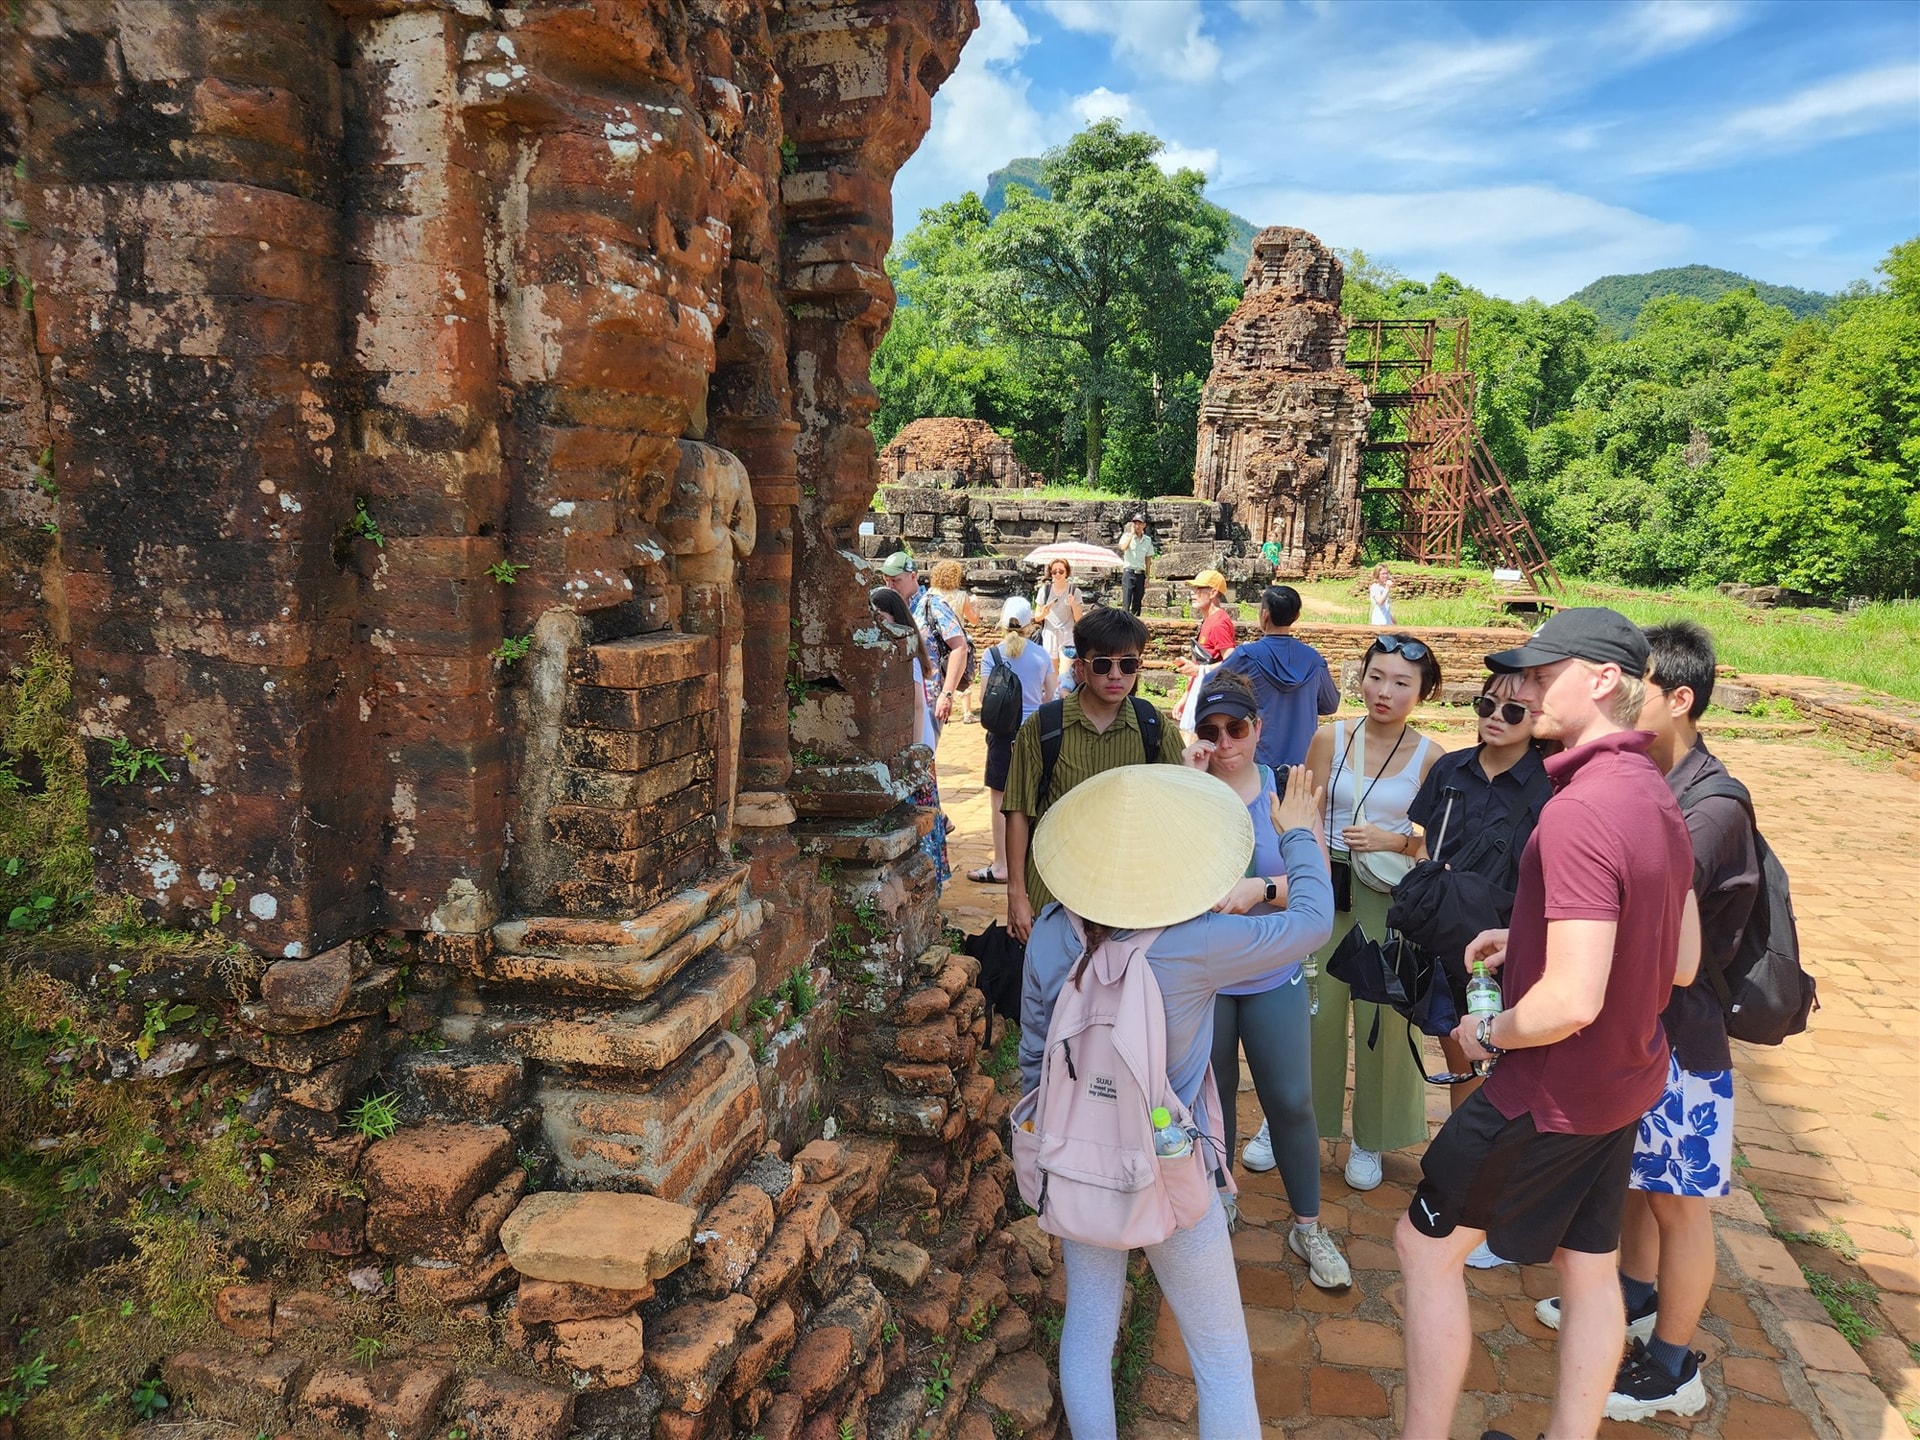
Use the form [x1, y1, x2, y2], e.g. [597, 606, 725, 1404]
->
[1472, 695, 1529, 725]
[1195, 716, 1253, 742]
[1086, 655, 1142, 676]
[1374, 634, 1431, 662]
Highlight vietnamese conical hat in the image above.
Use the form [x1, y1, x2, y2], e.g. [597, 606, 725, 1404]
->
[1031, 765, 1255, 929]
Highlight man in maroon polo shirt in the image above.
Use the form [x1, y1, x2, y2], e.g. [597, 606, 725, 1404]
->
[1395, 608, 1702, 1440]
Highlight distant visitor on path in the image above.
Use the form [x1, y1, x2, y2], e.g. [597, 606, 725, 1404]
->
[1119, 514, 1156, 615]
[970, 597, 1057, 886]
[1219, 585, 1340, 769]
[1174, 567, 1237, 735]
[1017, 763, 1332, 1439]
[1369, 563, 1395, 626]
[869, 584, 951, 889]
[929, 559, 982, 723]
[1034, 558, 1084, 671]
[880, 551, 970, 742]
[1395, 607, 1701, 1440]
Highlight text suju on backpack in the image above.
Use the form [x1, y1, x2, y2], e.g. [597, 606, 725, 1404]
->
[1677, 771, 1816, 1044]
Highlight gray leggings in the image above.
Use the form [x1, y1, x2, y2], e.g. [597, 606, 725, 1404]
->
[1059, 1193, 1259, 1438]
[1212, 978, 1321, 1218]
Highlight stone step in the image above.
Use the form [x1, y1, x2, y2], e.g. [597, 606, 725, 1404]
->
[517, 919, 762, 1072]
[485, 866, 748, 997]
[793, 810, 934, 864]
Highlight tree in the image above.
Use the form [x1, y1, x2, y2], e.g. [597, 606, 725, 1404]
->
[974, 122, 1234, 489]
[1715, 240, 1920, 597]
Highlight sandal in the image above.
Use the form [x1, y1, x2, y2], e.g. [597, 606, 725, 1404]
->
[967, 866, 1007, 884]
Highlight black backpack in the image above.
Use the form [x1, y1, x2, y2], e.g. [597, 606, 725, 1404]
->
[979, 646, 1024, 737]
[1677, 773, 1816, 1045]
[1033, 696, 1162, 812]
[962, 921, 1026, 1046]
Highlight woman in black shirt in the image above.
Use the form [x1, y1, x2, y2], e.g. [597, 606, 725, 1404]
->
[1407, 670, 1553, 1099]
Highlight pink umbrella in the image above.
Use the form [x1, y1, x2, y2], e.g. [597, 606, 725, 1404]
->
[1022, 540, 1125, 571]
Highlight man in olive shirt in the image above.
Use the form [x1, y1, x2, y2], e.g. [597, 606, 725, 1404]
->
[1002, 606, 1184, 942]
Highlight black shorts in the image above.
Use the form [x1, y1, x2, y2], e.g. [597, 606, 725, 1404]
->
[984, 729, 1015, 791]
[1407, 1089, 1638, 1264]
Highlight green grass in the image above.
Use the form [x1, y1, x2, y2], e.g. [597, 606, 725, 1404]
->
[1280, 567, 1920, 701]
[1804, 1267, 1881, 1348]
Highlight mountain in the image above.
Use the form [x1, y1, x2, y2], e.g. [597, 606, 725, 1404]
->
[983, 158, 1259, 281]
[1569, 265, 1833, 334]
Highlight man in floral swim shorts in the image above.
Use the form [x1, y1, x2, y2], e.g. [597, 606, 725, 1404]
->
[1534, 620, 1762, 1424]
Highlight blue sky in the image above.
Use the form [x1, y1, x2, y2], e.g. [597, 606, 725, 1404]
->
[891, 0, 1920, 302]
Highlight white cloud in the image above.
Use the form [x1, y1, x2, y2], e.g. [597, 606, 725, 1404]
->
[1044, 0, 1222, 82]
[1640, 63, 1920, 172]
[892, 3, 1045, 224]
[1071, 86, 1134, 125]
[1295, 38, 1548, 116]
[1614, 0, 1747, 58]
[1224, 184, 1692, 300]
[1158, 142, 1219, 177]
[969, 0, 1033, 64]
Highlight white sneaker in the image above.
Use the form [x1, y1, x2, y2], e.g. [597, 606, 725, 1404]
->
[1344, 1145, 1383, 1191]
[1240, 1121, 1276, 1173]
[1465, 1240, 1511, 1269]
[1289, 1222, 1353, 1291]
[1536, 1292, 1660, 1343]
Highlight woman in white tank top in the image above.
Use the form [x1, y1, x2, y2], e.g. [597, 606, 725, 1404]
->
[1300, 634, 1443, 1193]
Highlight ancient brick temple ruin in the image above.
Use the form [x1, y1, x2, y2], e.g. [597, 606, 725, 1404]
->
[1192, 226, 1369, 576]
[0, 2, 1071, 1436]
[877, 416, 1032, 490]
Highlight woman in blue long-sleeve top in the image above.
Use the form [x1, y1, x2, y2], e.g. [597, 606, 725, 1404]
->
[1019, 763, 1334, 1439]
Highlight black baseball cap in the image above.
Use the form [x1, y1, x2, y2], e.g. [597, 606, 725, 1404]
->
[1486, 607, 1649, 678]
[1193, 676, 1258, 724]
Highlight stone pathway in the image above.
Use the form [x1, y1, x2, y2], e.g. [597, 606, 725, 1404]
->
[931, 719, 1919, 1438]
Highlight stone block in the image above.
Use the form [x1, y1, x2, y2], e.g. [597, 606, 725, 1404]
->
[646, 1293, 758, 1413]
[977, 1350, 1055, 1431]
[214, 1283, 273, 1340]
[550, 1312, 648, 1388]
[794, 1139, 847, 1182]
[231, 1015, 380, 1075]
[537, 1032, 766, 1205]
[868, 1237, 930, 1293]
[162, 1349, 308, 1424]
[515, 1278, 654, 1324]
[743, 1204, 811, 1305]
[302, 1362, 455, 1440]
[500, 1190, 697, 1289]
[783, 1325, 854, 1408]
[571, 632, 716, 690]
[727, 1297, 798, 1401]
[687, 1182, 777, 1297]
[273, 1289, 349, 1334]
[396, 1250, 518, 1308]
[362, 1121, 513, 1257]
[258, 944, 354, 1024]
[448, 1369, 576, 1440]
[520, 942, 757, 1071]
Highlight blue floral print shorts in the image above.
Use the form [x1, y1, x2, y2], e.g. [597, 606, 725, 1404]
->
[1630, 1054, 1734, 1198]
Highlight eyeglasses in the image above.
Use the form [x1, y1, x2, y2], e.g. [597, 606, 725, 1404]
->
[1085, 656, 1142, 676]
[1424, 1066, 1483, 1086]
[1195, 716, 1253, 742]
[1473, 696, 1529, 725]
[1374, 635, 1430, 662]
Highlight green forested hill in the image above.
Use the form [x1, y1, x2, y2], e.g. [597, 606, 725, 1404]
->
[985, 157, 1257, 279]
[1570, 265, 1832, 334]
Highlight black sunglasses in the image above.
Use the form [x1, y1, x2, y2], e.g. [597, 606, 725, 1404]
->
[1473, 696, 1529, 725]
[1425, 1066, 1481, 1086]
[1195, 715, 1253, 742]
[1373, 635, 1431, 662]
[1086, 656, 1142, 676]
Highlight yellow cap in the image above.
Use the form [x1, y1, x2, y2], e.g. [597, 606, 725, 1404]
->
[1189, 568, 1228, 595]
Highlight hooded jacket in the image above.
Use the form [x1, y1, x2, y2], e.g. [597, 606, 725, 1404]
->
[1220, 633, 1340, 769]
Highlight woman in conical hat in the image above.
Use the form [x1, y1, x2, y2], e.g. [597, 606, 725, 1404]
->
[1021, 763, 1333, 1439]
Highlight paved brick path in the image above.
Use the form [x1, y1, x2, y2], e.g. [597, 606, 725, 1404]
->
[932, 718, 1917, 1438]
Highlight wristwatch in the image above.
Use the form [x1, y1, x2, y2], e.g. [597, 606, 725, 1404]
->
[1476, 1014, 1506, 1056]
[1262, 878, 1279, 904]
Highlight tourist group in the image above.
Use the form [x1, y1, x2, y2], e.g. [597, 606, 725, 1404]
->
[868, 546, 1804, 1440]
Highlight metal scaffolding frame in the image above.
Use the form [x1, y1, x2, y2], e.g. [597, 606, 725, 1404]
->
[1343, 317, 1560, 593]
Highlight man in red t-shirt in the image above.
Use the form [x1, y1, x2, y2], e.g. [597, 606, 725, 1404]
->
[1395, 608, 1701, 1440]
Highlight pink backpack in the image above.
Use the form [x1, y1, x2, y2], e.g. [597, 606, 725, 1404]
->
[1009, 920, 1234, 1250]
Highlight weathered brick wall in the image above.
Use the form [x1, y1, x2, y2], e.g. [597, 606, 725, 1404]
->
[0, 4, 1091, 1438]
